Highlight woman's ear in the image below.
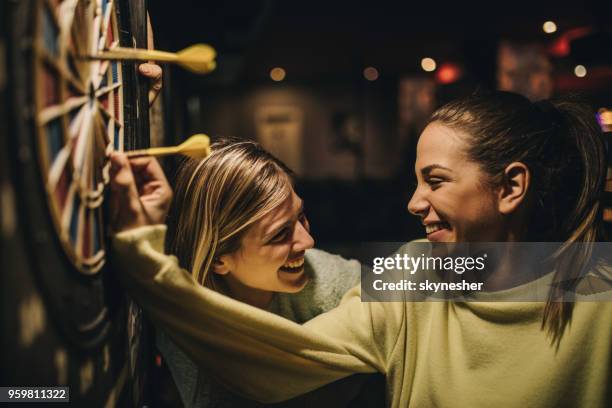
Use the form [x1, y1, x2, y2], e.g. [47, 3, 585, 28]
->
[498, 162, 530, 215]
[211, 255, 232, 276]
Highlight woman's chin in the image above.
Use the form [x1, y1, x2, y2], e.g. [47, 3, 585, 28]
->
[277, 268, 309, 292]
[427, 228, 454, 242]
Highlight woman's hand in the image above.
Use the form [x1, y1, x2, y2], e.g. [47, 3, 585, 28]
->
[109, 152, 173, 233]
[138, 63, 163, 105]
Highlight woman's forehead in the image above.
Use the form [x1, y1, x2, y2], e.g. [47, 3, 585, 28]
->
[248, 190, 302, 240]
[416, 123, 469, 169]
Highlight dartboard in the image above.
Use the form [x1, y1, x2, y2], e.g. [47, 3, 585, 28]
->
[36, 0, 125, 274]
[5, 0, 152, 403]
[8, 0, 150, 348]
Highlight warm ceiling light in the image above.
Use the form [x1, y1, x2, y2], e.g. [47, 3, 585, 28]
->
[270, 67, 286, 81]
[543, 21, 557, 34]
[363, 66, 379, 81]
[421, 57, 436, 72]
[574, 65, 587, 78]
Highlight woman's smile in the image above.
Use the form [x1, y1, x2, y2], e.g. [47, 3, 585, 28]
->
[424, 221, 452, 241]
[280, 256, 305, 272]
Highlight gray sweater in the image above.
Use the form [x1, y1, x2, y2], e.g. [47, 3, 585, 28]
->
[156, 248, 361, 408]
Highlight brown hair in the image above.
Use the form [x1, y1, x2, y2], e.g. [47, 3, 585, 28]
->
[430, 91, 606, 343]
[165, 139, 293, 290]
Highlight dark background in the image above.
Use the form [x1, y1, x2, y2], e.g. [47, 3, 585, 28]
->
[147, 0, 611, 256]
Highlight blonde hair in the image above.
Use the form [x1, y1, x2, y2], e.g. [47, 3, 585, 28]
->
[166, 139, 293, 289]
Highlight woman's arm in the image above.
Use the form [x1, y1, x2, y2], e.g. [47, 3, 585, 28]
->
[113, 225, 402, 402]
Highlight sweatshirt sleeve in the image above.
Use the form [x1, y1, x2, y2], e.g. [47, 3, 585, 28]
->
[112, 225, 403, 403]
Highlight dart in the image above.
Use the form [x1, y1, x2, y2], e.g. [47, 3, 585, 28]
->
[92, 44, 217, 74]
[126, 134, 212, 159]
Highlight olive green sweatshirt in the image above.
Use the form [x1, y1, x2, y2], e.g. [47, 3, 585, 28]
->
[113, 225, 611, 407]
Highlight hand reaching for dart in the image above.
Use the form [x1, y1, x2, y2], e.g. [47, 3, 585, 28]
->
[109, 153, 173, 233]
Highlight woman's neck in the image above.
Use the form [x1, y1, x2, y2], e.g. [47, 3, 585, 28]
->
[218, 275, 274, 309]
[480, 244, 549, 291]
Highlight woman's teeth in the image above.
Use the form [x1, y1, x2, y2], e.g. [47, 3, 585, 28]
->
[283, 258, 304, 269]
[425, 222, 450, 235]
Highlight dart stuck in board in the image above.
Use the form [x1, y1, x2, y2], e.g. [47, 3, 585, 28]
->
[90, 44, 217, 74]
[125, 134, 212, 160]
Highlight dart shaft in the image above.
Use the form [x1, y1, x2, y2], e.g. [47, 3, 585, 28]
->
[92, 47, 177, 62]
[126, 146, 179, 158]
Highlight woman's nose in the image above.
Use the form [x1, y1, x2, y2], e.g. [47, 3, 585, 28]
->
[407, 186, 429, 217]
[293, 220, 315, 251]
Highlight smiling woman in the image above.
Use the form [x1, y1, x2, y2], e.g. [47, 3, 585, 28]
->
[149, 139, 364, 407]
[167, 140, 313, 304]
[111, 92, 611, 408]
[408, 123, 505, 242]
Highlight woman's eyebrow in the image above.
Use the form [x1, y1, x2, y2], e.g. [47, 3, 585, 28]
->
[421, 164, 452, 176]
[264, 201, 305, 241]
[263, 218, 291, 241]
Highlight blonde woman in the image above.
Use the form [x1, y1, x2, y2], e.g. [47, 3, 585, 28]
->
[112, 139, 367, 407]
[111, 92, 611, 407]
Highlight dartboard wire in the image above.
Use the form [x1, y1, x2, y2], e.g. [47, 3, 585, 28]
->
[68, 102, 88, 139]
[80, 209, 106, 273]
[88, 3, 103, 92]
[55, 0, 84, 94]
[57, 0, 85, 85]
[59, 181, 78, 244]
[101, 108, 118, 174]
[93, 109, 113, 187]
[40, 49, 85, 96]
[81, 236, 106, 272]
[80, 140, 104, 272]
[99, 98, 119, 160]
[48, 145, 72, 192]
[87, 208, 106, 273]
[110, 4, 124, 151]
[55, 0, 79, 43]
[62, 0, 92, 86]
[72, 102, 95, 191]
[80, 211, 106, 274]
[38, 94, 88, 126]
[93, 2, 112, 90]
[96, 82, 122, 98]
[82, 109, 108, 207]
[58, 181, 105, 276]
[78, 107, 105, 208]
[33, 2, 66, 194]
[89, 109, 107, 204]
[97, 0, 114, 52]
[95, 39, 120, 90]
[98, 60, 110, 84]
[94, 111, 112, 188]
[97, 4, 112, 51]
[95, 103, 112, 146]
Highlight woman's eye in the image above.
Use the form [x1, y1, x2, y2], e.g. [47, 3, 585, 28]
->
[270, 228, 291, 244]
[426, 178, 444, 188]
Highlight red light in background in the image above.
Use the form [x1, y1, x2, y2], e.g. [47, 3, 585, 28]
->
[548, 26, 593, 57]
[436, 63, 462, 84]
[549, 37, 570, 57]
